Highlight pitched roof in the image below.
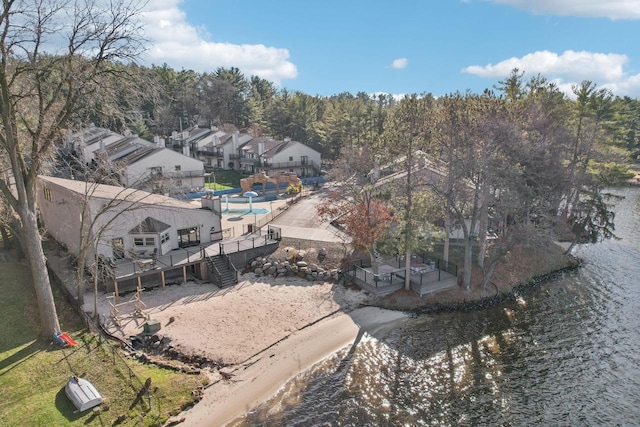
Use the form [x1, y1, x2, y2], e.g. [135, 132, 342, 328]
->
[114, 146, 161, 164]
[129, 217, 171, 234]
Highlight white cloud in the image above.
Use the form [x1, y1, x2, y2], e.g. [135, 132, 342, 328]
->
[391, 58, 408, 69]
[463, 50, 640, 97]
[487, 0, 640, 20]
[140, 1, 297, 84]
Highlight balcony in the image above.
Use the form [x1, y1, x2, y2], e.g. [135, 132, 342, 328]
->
[262, 160, 321, 172]
[196, 148, 223, 157]
[239, 156, 260, 165]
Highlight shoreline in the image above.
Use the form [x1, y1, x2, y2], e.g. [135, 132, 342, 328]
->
[173, 256, 579, 426]
[179, 306, 407, 426]
[64, 230, 581, 426]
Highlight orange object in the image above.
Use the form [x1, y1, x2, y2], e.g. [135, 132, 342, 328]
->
[58, 332, 78, 346]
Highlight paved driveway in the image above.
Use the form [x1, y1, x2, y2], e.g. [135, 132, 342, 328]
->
[271, 191, 350, 243]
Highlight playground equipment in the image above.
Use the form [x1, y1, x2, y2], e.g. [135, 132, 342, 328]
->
[240, 171, 301, 195]
[108, 282, 148, 328]
[54, 331, 78, 347]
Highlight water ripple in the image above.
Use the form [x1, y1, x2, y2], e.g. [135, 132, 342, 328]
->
[240, 188, 640, 426]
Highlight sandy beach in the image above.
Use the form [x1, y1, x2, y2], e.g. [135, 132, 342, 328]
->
[88, 273, 407, 426]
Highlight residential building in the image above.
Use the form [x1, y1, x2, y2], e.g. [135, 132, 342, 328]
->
[165, 126, 322, 177]
[37, 176, 222, 263]
[66, 126, 205, 193]
[113, 146, 205, 192]
[65, 126, 133, 165]
[236, 137, 321, 177]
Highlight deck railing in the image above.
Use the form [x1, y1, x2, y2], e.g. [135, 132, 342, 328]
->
[219, 231, 279, 255]
[397, 254, 458, 278]
[344, 261, 403, 289]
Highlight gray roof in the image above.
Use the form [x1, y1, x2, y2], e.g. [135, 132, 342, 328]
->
[129, 217, 171, 234]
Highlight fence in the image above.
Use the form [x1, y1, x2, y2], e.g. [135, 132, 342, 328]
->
[396, 253, 458, 278]
[237, 195, 300, 235]
[344, 260, 404, 290]
[219, 230, 279, 255]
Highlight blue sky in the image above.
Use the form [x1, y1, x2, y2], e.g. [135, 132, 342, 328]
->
[141, 0, 640, 98]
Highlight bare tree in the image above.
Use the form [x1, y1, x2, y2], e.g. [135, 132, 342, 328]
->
[51, 157, 149, 306]
[0, 0, 146, 337]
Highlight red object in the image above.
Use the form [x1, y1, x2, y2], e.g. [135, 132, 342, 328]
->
[58, 332, 78, 346]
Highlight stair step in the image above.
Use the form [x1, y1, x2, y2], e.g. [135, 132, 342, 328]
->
[206, 255, 237, 288]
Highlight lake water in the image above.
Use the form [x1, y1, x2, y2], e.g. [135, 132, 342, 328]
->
[236, 188, 640, 426]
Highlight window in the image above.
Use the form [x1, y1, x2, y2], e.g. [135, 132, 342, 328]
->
[150, 166, 162, 177]
[43, 187, 52, 202]
[301, 156, 308, 165]
[174, 165, 181, 171]
[178, 226, 200, 247]
[134, 237, 155, 247]
[161, 232, 170, 244]
[175, 179, 183, 187]
[289, 156, 293, 161]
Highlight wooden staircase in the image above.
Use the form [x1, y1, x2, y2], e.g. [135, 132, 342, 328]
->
[206, 255, 237, 288]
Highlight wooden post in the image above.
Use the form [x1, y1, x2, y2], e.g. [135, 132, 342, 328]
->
[183, 266, 187, 285]
[137, 276, 142, 289]
[114, 281, 119, 302]
[161, 270, 166, 289]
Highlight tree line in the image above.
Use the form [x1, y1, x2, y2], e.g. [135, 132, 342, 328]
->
[322, 71, 634, 291]
[86, 65, 640, 166]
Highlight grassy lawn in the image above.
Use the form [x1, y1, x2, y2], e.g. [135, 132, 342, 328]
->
[0, 261, 206, 427]
[204, 169, 243, 190]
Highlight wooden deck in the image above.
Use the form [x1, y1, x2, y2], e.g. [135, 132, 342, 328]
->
[345, 262, 458, 297]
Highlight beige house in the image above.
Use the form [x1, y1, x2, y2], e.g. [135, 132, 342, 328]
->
[37, 176, 222, 263]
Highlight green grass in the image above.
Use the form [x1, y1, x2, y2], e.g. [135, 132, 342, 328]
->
[0, 262, 205, 427]
[205, 169, 243, 189]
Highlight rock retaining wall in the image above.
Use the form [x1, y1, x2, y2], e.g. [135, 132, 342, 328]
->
[247, 256, 342, 282]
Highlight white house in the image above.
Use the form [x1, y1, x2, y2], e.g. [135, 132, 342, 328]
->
[37, 176, 222, 263]
[161, 127, 322, 177]
[66, 127, 128, 165]
[66, 127, 205, 193]
[250, 137, 321, 178]
[114, 146, 205, 191]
